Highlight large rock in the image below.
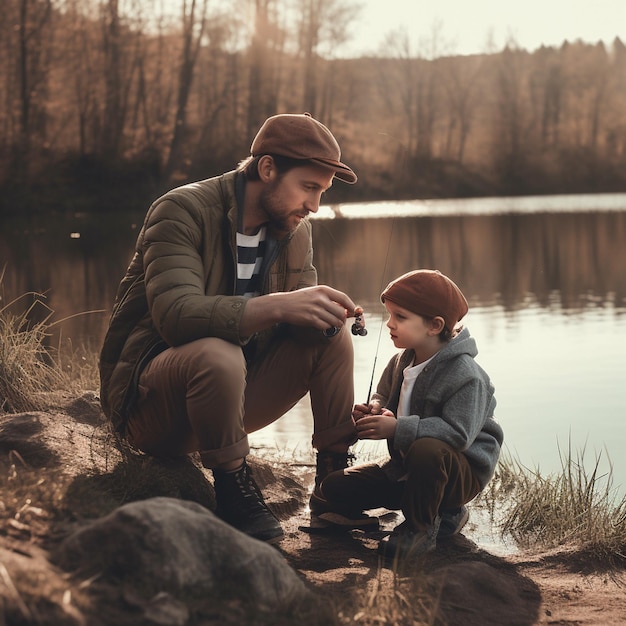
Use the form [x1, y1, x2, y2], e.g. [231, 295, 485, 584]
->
[55, 497, 310, 611]
[438, 560, 541, 626]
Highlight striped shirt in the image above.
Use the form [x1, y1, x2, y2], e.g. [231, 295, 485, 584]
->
[236, 227, 267, 297]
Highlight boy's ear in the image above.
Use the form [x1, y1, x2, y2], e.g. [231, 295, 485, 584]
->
[429, 316, 446, 335]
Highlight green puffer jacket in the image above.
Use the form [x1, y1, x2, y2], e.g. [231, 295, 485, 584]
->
[99, 170, 317, 433]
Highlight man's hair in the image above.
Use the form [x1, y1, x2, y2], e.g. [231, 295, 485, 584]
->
[237, 154, 312, 181]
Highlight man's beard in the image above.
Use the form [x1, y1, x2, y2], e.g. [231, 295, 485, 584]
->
[258, 183, 302, 233]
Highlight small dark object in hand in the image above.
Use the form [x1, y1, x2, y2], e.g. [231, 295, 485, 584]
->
[351, 323, 367, 336]
[323, 326, 340, 337]
[351, 307, 367, 336]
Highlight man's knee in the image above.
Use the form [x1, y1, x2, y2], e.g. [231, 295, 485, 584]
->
[191, 338, 246, 384]
[328, 322, 354, 359]
[288, 322, 353, 361]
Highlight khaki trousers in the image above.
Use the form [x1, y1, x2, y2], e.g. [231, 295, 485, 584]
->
[320, 438, 481, 531]
[126, 324, 357, 468]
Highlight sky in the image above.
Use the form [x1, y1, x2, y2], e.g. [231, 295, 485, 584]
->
[341, 0, 626, 57]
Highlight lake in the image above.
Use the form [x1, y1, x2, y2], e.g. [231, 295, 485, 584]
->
[1, 192, 625, 492]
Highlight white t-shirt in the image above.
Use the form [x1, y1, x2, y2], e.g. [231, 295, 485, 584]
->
[397, 354, 435, 417]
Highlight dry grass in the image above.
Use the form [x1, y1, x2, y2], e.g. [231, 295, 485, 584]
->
[54, 337, 100, 393]
[333, 569, 446, 626]
[0, 450, 66, 545]
[0, 295, 64, 413]
[0, 276, 99, 413]
[482, 446, 626, 564]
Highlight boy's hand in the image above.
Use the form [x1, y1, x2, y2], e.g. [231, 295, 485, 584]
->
[355, 409, 396, 440]
[352, 399, 382, 420]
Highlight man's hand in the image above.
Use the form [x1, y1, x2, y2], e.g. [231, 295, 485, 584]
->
[352, 399, 382, 420]
[355, 409, 396, 440]
[240, 285, 357, 336]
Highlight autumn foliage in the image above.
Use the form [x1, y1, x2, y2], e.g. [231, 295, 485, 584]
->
[2, 0, 626, 214]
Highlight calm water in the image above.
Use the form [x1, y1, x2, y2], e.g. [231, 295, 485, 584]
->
[1, 193, 625, 490]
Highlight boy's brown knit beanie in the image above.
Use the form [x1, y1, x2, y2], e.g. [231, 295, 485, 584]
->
[381, 269, 468, 332]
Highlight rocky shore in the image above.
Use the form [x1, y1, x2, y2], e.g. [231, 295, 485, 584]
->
[0, 392, 623, 625]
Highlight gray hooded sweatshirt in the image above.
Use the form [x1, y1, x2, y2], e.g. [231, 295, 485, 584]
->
[372, 327, 503, 489]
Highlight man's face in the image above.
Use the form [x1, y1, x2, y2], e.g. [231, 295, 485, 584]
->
[259, 163, 334, 233]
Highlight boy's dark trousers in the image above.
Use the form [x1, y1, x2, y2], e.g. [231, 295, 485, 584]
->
[320, 437, 481, 531]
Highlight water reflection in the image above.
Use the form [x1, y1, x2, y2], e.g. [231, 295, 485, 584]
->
[251, 300, 626, 489]
[311, 211, 626, 313]
[1, 196, 625, 488]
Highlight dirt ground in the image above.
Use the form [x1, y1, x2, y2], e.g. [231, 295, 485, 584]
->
[1, 393, 624, 625]
[267, 463, 626, 626]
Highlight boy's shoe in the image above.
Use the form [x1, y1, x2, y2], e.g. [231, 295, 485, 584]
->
[213, 460, 284, 543]
[307, 451, 379, 529]
[317, 510, 380, 530]
[438, 506, 469, 538]
[377, 517, 441, 562]
[308, 450, 355, 515]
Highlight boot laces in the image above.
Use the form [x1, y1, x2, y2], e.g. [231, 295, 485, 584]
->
[233, 463, 266, 507]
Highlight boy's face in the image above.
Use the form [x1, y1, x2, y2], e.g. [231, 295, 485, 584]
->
[384, 301, 443, 351]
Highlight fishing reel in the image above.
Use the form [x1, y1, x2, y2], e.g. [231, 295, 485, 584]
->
[324, 306, 368, 337]
[351, 306, 367, 336]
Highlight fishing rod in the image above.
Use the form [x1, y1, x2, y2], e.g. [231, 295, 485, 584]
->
[363, 218, 395, 405]
[322, 217, 394, 404]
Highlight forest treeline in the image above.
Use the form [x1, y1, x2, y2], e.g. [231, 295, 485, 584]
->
[2, 0, 626, 215]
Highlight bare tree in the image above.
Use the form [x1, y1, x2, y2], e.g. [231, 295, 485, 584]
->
[296, 0, 358, 121]
[316, 4, 354, 126]
[99, 0, 141, 160]
[164, 0, 210, 178]
[298, 0, 321, 115]
[413, 57, 437, 160]
[439, 55, 483, 163]
[0, 0, 17, 162]
[492, 41, 530, 169]
[586, 43, 610, 151]
[605, 37, 626, 160]
[376, 27, 443, 163]
[137, 3, 178, 156]
[540, 53, 563, 149]
[125, 0, 169, 155]
[245, 0, 288, 139]
[58, 0, 99, 156]
[15, 0, 53, 177]
[189, 12, 242, 174]
[377, 30, 417, 157]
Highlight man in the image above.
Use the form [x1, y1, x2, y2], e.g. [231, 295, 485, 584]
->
[99, 113, 360, 543]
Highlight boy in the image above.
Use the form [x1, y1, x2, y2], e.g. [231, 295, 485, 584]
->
[316, 269, 503, 562]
